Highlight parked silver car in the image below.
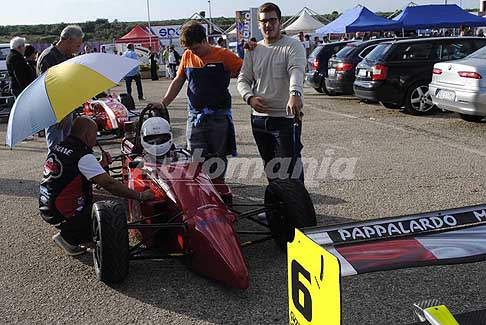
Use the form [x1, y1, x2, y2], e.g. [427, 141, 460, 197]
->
[430, 46, 486, 122]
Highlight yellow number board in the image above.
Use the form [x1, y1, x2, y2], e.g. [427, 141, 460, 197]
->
[288, 229, 342, 325]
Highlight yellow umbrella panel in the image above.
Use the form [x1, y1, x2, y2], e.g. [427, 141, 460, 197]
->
[6, 53, 139, 147]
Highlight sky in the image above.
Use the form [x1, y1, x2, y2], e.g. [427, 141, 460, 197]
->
[0, 0, 480, 26]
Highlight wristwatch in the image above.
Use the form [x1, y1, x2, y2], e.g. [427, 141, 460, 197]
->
[290, 90, 302, 97]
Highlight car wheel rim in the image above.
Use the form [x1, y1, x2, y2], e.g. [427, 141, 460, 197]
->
[410, 85, 434, 112]
[92, 216, 102, 274]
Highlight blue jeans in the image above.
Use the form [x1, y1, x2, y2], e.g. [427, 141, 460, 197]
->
[46, 113, 74, 152]
[251, 115, 304, 182]
[186, 112, 231, 179]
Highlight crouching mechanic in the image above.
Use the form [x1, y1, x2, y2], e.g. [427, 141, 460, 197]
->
[150, 21, 243, 180]
[39, 117, 154, 256]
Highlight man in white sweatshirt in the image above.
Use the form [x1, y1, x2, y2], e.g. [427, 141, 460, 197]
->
[237, 2, 307, 182]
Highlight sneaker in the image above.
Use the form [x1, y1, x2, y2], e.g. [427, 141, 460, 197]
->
[52, 233, 86, 256]
[138, 97, 146, 101]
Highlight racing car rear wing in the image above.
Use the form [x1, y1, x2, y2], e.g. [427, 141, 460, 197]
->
[288, 204, 486, 325]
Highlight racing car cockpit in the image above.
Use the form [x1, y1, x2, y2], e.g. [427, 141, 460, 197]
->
[92, 104, 316, 288]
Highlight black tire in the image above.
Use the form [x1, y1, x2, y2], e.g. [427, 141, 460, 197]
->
[314, 87, 324, 94]
[119, 93, 136, 111]
[264, 179, 317, 250]
[404, 82, 438, 115]
[381, 101, 401, 109]
[115, 128, 124, 138]
[92, 200, 129, 283]
[460, 114, 484, 123]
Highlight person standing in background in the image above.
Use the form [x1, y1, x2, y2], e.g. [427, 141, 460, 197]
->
[24, 44, 44, 138]
[122, 43, 145, 101]
[149, 46, 159, 81]
[24, 44, 38, 75]
[6, 37, 35, 99]
[237, 39, 245, 59]
[37, 25, 84, 152]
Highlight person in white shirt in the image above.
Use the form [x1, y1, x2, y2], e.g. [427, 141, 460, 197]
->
[237, 2, 306, 182]
[39, 117, 154, 256]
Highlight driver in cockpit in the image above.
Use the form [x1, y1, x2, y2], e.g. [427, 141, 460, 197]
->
[140, 117, 177, 163]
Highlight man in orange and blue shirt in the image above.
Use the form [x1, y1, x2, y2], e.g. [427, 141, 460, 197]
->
[152, 21, 242, 179]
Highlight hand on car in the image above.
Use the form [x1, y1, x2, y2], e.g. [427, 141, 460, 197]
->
[148, 102, 163, 110]
[249, 96, 269, 113]
[139, 189, 155, 201]
[286, 95, 303, 120]
[100, 152, 112, 167]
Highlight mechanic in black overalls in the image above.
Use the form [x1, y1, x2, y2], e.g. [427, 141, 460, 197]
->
[39, 117, 154, 256]
[150, 21, 243, 180]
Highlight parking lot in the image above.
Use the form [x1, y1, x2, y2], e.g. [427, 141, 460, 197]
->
[1, 78, 486, 324]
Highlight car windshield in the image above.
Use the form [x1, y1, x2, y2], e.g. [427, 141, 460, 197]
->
[364, 43, 392, 61]
[335, 44, 357, 58]
[468, 46, 486, 59]
[0, 47, 10, 60]
[309, 45, 323, 59]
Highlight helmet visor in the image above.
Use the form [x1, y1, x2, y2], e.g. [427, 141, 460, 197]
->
[143, 133, 171, 145]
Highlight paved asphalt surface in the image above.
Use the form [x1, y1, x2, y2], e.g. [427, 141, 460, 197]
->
[2, 78, 486, 324]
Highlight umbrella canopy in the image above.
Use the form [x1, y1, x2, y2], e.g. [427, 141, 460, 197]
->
[6, 53, 139, 147]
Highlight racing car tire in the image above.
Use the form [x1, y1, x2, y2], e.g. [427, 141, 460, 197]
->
[119, 93, 136, 111]
[92, 200, 129, 283]
[264, 179, 316, 250]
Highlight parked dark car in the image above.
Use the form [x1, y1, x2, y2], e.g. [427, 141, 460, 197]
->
[353, 37, 486, 115]
[0, 44, 14, 118]
[305, 41, 352, 95]
[325, 38, 392, 95]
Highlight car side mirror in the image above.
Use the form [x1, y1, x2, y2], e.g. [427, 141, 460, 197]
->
[129, 161, 144, 169]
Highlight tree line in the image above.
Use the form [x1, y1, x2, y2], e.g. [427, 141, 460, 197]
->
[4, 9, 477, 44]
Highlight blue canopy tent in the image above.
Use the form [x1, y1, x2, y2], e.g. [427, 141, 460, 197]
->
[315, 5, 402, 34]
[394, 4, 486, 29]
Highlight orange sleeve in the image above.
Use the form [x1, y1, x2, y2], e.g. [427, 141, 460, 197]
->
[177, 51, 189, 78]
[222, 49, 243, 75]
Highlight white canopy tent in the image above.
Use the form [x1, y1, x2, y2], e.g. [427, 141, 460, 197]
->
[283, 7, 327, 34]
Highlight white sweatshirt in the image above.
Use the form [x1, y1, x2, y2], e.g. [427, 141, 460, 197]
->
[237, 35, 306, 117]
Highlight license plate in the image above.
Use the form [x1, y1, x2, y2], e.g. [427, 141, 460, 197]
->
[358, 69, 367, 77]
[328, 68, 336, 77]
[436, 90, 456, 101]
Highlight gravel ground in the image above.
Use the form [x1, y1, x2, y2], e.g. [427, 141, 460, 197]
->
[1, 78, 486, 324]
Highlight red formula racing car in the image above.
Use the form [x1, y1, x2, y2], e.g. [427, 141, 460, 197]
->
[90, 106, 316, 289]
[82, 93, 130, 137]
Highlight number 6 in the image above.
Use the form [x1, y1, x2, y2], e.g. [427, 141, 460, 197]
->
[291, 259, 312, 322]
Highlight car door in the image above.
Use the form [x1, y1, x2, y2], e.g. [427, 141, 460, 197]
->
[386, 41, 439, 95]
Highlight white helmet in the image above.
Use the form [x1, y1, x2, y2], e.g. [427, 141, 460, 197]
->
[140, 117, 173, 157]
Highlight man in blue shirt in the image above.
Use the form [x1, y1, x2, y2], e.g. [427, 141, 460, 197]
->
[123, 44, 145, 101]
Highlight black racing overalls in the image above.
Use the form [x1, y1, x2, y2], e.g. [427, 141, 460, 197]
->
[39, 135, 94, 245]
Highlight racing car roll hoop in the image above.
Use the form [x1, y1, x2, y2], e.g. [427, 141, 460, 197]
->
[90, 104, 317, 288]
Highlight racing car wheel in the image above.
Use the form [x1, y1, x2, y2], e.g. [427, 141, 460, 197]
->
[264, 179, 317, 250]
